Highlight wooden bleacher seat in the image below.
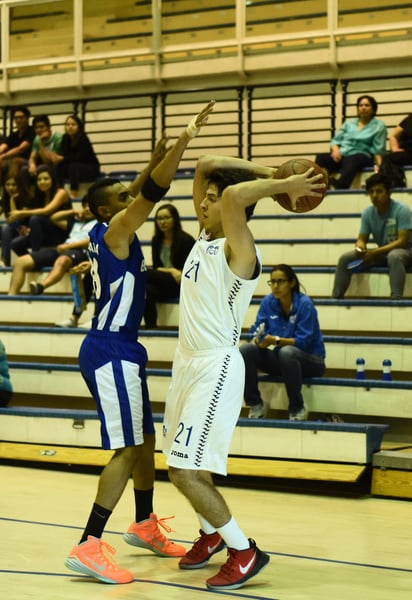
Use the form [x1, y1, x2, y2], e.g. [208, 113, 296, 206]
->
[0, 400, 389, 481]
[6, 356, 412, 419]
[1, 323, 411, 372]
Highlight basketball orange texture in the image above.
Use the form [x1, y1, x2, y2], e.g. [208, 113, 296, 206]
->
[273, 158, 327, 213]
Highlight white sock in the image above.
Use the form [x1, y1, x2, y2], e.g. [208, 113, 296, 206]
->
[197, 513, 216, 535]
[217, 517, 249, 550]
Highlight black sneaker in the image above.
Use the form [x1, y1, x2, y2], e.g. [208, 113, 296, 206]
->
[29, 282, 43, 295]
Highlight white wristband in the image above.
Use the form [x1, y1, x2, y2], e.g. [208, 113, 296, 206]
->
[186, 115, 200, 138]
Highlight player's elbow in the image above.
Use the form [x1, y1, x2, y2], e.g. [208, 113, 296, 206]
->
[196, 154, 219, 175]
[221, 185, 242, 211]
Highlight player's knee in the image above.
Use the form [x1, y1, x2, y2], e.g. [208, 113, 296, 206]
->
[112, 445, 140, 466]
[168, 466, 191, 489]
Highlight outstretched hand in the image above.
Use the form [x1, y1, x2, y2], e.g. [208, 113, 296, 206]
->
[287, 168, 326, 211]
[186, 100, 216, 138]
[151, 133, 170, 167]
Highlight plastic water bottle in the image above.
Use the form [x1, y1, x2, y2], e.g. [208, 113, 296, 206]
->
[356, 358, 366, 380]
[252, 323, 265, 343]
[382, 359, 392, 381]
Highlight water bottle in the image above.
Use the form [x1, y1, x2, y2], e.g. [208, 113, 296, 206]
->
[252, 323, 265, 344]
[382, 359, 392, 381]
[356, 357, 366, 380]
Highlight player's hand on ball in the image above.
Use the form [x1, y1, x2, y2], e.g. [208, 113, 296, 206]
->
[273, 158, 328, 213]
[287, 168, 326, 211]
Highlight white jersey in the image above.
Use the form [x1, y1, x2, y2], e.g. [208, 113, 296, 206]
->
[178, 231, 261, 350]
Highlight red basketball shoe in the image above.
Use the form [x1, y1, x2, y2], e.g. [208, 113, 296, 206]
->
[206, 538, 270, 591]
[179, 530, 225, 569]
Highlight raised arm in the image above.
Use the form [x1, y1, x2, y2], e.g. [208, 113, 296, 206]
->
[193, 154, 275, 226]
[105, 101, 215, 249]
[127, 134, 169, 199]
[222, 169, 325, 280]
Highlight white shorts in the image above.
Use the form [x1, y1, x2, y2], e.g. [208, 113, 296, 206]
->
[162, 345, 244, 476]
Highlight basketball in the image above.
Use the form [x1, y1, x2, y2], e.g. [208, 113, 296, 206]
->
[273, 158, 327, 213]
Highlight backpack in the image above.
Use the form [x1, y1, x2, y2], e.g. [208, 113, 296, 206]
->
[379, 155, 407, 188]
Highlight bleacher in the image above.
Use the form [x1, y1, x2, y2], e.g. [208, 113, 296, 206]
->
[2, 173, 412, 497]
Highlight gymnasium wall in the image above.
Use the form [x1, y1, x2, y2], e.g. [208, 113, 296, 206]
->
[0, 0, 411, 173]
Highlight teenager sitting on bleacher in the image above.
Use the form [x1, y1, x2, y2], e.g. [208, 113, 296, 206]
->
[22, 114, 63, 188]
[332, 172, 412, 300]
[8, 165, 71, 258]
[0, 106, 35, 185]
[143, 202, 195, 328]
[0, 172, 33, 267]
[56, 114, 101, 197]
[0, 339, 13, 407]
[8, 198, 96, 295]
[240, 264, 325, 420]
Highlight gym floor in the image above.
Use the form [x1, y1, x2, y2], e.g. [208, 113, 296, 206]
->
[1, 464, 411, 599]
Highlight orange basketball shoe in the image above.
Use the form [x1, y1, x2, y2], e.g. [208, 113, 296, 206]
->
[123, 513, 186, 557]
[64, 536, 134, 584]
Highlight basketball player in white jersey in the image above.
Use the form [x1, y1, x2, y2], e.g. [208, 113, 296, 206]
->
[162, 147, 325, 590]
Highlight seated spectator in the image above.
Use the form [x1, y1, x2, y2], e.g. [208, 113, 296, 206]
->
[56, 114, 100, 197]
[8, 198, 96, 295]
[9, 165, 71, 258]
[143, 203, 195, 328]
[240, 264, 326, 420]
[0, 173, 33, 266]
[379, 114, 412, 188]
[0, 106, 35, 184]
[0, 339, 13, 407]
[24, 114, 63, 185]
[316, 95, 387, 189]
[332, 173, 412, 300]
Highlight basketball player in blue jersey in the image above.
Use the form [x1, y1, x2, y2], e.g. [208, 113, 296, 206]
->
[64, 101, 216, 584]
[162, 153, 325, 590]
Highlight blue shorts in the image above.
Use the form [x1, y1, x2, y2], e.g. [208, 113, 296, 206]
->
[79, 330, 155, 450]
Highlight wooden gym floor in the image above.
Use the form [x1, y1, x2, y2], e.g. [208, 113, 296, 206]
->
[1, 464, 411, 600]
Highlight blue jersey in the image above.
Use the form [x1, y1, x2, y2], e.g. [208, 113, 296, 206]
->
[87, 221, 147, 339]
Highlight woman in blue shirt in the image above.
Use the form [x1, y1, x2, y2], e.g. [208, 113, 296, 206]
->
[240, 264, 325, 420]
[316, 95, 387, 189]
